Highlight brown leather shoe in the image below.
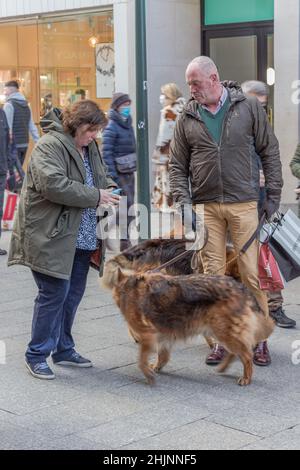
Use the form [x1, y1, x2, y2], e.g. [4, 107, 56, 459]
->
[205, 344, 227, 365]
[253, 341, 271, 366]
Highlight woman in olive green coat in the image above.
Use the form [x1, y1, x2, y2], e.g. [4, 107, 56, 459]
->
[8, 100, 119, 380]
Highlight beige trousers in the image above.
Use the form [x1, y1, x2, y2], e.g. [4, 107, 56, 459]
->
[199, 202, 269, 317]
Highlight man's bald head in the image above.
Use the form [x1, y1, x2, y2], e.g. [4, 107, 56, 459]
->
[186, 56, 219, 79]
[185, 56, 222, 107]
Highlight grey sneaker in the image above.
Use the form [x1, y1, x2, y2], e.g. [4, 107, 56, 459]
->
[25, 360, 55, 380]
[53, 351, 92, 368]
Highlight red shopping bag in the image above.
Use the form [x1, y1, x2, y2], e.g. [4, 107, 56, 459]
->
[1, 190, 18, 230]
[258, 243, 284, 291]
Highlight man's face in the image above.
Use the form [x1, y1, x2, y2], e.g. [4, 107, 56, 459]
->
[3, 86, 15, 98]
[247, 92, 268, 110]
[186, 66, 218, 105]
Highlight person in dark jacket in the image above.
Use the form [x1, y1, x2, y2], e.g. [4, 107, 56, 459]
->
[169, 56, 283, 367]
[102, 93, 136, 251]
[3, 80, 39, 167]
[8, 100, 119, 380]
[0, 108, 9, 255]
[242, 80, 296, 329]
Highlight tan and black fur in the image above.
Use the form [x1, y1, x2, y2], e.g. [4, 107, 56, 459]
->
[102, 237, 240, 349]
[111, 270, 274, 386]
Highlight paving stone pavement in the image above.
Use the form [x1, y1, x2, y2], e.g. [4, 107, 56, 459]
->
[0, 230, 299, 450]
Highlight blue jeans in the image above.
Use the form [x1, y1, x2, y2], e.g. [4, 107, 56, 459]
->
[26, 249, 92, 364]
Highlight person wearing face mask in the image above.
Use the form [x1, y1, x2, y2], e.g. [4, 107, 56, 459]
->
[102, 92, 137, 251]
[152, 83, 186, 211]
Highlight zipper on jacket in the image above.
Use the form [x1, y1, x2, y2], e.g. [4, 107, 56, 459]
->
[217, 103, 235, 203]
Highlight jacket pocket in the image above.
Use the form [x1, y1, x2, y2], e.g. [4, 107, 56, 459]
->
[49, 210, 70, 238]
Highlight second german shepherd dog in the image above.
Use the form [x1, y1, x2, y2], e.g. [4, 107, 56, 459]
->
[108, 269, 274, 386]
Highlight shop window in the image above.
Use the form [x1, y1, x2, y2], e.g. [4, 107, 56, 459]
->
[0, 10, 114, 127]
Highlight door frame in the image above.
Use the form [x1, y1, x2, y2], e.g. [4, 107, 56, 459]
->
[202, 20, 274, 83]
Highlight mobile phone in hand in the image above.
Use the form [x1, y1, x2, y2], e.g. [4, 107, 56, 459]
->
[112, 188, 122, 195]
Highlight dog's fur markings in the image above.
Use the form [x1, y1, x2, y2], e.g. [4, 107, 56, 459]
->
[107, 268, 274, 386]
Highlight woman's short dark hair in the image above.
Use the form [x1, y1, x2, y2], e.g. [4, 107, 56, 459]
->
[62, 100, 107, 136]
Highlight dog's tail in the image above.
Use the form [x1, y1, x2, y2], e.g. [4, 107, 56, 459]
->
[101, 255, 133, 290]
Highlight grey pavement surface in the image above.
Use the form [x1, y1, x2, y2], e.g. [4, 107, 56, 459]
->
[0, 229, 300, 450]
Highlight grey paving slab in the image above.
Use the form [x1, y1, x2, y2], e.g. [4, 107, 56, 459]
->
[0, 422, 51, 450]
[0, 229, 300, 449]
[204, 407, 299, 438]
[241, 425, 300, 450]
[78, 402, 212, 449]
[3, 390, 144, 440]
[121, 419, 259, 450]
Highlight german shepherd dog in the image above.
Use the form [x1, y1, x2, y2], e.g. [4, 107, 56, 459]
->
[103, 237, 240, 282]
[109, 269, 274, 386]
[103, 237, 240, 349]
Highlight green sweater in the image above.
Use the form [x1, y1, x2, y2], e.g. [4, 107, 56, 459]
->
[198, 96, 230, 144]
[290, 143, 300, 179]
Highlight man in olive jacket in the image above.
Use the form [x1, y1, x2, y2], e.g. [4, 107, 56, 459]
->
[169, 56, 283, 366]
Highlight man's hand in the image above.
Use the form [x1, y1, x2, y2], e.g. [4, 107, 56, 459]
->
[99, 189, 120, 206]
[263, 198, 279, 219]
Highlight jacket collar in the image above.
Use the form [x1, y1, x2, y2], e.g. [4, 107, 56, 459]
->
[51, 131, 88, 182]
[183, 81, 246, 120]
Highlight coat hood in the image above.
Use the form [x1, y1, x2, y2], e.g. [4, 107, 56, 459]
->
[6, 92, 29, 108]
[40, 108, 63, 134]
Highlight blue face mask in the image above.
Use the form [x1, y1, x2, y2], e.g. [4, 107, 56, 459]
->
[119, 106, 131, 118]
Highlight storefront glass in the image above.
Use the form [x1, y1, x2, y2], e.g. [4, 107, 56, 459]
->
[0, 10, 114, 129]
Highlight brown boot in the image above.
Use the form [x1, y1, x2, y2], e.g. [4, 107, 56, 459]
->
[205, 344, 227, 366]
[253, 341, 271, 366]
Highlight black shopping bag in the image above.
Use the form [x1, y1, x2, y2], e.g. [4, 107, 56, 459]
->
[269, 237, 300, 282]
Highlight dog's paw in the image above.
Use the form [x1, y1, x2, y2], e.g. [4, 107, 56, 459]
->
[149, 363, 161, 373]
[237, 376, 251, 386]
[146, 371, 156, 386]
[141, 367, 156, 385]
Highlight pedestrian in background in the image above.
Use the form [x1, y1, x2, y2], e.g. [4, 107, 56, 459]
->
[152, 83, 186, 211]
[0, 107, 9, 255]
[8, 100, 119, 380]
[290, 143, 300, 215]
[102, 92, 136, 251]
[3, 80, 39, 167]
[242, 80, 296, 329]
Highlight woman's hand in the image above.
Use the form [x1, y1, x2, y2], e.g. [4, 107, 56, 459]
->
[99, 189, 120, 205]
